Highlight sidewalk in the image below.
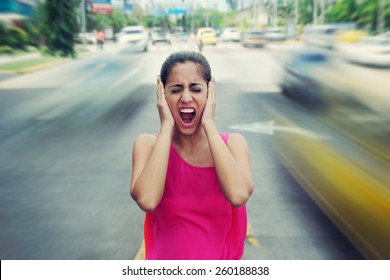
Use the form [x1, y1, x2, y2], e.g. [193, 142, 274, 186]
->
[0, 41, 117, 74]
[0, 52, 42, 65]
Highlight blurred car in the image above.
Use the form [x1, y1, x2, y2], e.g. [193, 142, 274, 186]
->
[378, 31, 390, 38]
[264, 27, 287, 41]
[337, 29, 367, 43]
[335, 23, 367, 43]
[279, 49, 332, 109]
[275, 48, 390, 259]
[150, 29, 171, 45]
[301, 23, 365, 48]
[241, 29, 267, 48]
[301, 25, 338, 48]
[196, 28, 217, 46]
[220, 27, 241, 42]
[342, 36, 390, 67]
[117, 26, 148, 52]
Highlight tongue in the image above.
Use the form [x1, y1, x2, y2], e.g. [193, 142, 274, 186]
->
[181, 113, 194, 123]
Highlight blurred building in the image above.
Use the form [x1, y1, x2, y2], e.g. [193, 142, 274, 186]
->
[0, 0, 36, 22]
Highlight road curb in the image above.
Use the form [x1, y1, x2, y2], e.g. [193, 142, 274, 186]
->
[0, 51, 94, 75]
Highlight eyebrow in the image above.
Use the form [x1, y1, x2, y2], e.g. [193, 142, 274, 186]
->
[168, 83, 203, 88]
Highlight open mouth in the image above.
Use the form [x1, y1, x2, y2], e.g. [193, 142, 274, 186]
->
[179, 108, 196, 125]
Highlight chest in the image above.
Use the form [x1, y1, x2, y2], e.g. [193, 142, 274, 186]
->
[174, 146, 214, 167]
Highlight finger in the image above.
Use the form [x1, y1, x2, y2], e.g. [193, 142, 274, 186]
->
[156, 75, 164, 102]
[156, 75, 160, 102]
[208, 76, 216, 101]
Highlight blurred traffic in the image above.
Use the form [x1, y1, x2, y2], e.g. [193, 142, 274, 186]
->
[1, 0, 390, 260]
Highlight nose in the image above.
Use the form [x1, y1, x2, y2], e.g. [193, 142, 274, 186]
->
[180, 89, 193, 103]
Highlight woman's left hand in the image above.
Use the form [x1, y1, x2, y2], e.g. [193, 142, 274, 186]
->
[201, 76, 216, 128]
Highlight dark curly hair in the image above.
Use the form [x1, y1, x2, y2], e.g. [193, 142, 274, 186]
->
[160, 51, 211, 86]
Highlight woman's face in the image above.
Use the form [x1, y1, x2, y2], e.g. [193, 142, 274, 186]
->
[164, 62, 208, 134]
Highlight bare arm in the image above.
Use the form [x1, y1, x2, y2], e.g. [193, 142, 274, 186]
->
[130, 76, 174, 212]
[202, 77, 253, 207]
[204, 127, 253, 207]
[130, 128, 172, 212]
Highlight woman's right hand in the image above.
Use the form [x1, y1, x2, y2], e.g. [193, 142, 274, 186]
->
[156, 75, 175, 129]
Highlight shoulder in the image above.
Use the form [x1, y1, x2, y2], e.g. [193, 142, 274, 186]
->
[133, 134, 157, 152]
[225, 133, 247, 145]
[134, 133, 157, 143]
[226, 133, 249, 151]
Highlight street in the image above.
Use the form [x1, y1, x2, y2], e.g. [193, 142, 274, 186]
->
[0, 40, 366, 260]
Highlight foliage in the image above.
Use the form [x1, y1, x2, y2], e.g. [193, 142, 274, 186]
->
[43, 0, 79, 57]
[0, 24, 29, 50]
[258, 0, 390, 34]
[0, 21, 8, 46]
[326, 0, 358, 23]
[0, 45, 16, 55]
[19, 20, 41, 47]
[110, 8, 128, 33]
[326, 0, 390, 33]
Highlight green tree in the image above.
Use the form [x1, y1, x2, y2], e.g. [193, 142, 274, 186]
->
[326, 0, 390, 33]
[110, 8, 128, 33]
[43, 0, 79, 57]
[326, 0, 358, 23]
[298, 0, 314, 25]
[355, 0, 379, 31]
[87, 13, 112, 31]
[19, 20, 40, 47]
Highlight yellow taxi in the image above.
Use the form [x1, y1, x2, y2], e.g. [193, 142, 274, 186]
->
[196, 28, 217, 46]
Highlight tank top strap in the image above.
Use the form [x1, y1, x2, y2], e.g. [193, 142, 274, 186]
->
[220, 133, 229, 144]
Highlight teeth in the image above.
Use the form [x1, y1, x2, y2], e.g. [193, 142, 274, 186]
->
[180, 108, 195, 113]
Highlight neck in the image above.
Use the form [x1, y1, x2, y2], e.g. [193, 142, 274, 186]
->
[172, 126, 208, 149]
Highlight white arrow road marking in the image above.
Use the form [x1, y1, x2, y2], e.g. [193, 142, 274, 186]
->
[230, 121, 329, 140]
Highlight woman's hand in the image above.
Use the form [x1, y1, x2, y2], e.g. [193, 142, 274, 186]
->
[156, 75, 175, 129]
[201, 76, 216, 128]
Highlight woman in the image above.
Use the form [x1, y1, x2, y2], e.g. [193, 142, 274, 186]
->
[130, 51, 253, 260]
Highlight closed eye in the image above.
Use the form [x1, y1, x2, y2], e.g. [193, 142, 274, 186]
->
[191, 87, 202, 93]
[170, 88, 182, 94]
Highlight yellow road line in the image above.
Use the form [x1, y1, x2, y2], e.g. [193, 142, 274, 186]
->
[108, 64, 142, 91]
[246, 222, 260, 248]
[133, 239, 145, 260]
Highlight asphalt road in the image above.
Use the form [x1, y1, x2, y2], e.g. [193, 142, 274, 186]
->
[0, 40, 364, 259]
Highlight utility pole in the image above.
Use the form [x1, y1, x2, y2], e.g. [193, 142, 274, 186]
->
[273, 0, 278, 27]
[205, 0, 209, 27]
[191, 0, 194, 34]
[81, 0, 87, 51]
[313, 0, 317, 25]
[377, 0, 385, 35]
[294, 0, 299, 39]
[320, 0, 325, 24]
[252, 0, 257, 28]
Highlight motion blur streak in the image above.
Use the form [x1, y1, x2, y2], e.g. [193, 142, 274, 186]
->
[271, 110, 390, 260]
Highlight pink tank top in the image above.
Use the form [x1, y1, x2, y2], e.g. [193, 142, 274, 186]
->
[144, 133, 247, 260]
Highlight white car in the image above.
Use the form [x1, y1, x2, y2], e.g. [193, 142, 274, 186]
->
[264, 28, 287, 41]
[220, 27, 241, 42]
[117, 26, 148, 52]
[343, 36, 390, 67]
